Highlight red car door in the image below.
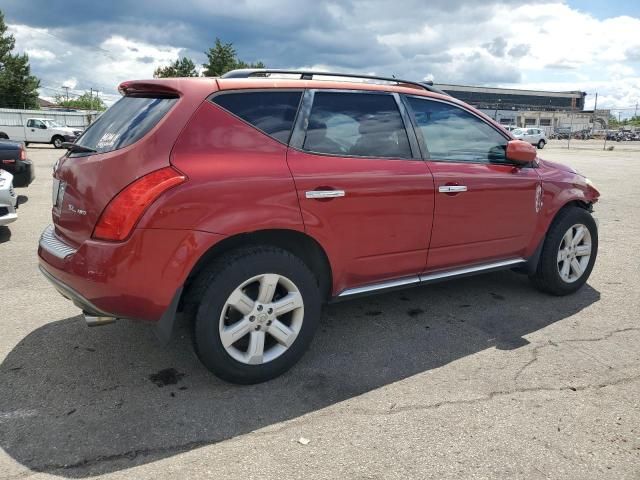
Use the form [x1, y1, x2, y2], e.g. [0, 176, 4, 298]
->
[404, 95, 540, 271]
[287, 90, 435, 294]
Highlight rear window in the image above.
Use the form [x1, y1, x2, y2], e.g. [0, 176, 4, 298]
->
[211, 91, 302, 143]
[73, 96, 177, 154]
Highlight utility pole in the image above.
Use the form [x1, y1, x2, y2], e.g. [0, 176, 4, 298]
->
[591, 92, 597, 135]
[635, 102, 638, 119]
[62, 86, 69, 102]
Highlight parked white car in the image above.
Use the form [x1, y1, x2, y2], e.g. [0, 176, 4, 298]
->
[512, 128, 547, 149]
[0, 118, 83, 149]
[0, 169, 17, 226]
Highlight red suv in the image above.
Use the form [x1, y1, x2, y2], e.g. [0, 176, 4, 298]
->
[38, 70, 600, 384]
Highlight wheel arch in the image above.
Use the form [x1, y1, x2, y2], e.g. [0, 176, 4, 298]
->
[524, 199, 594, 275]
[182, 229, 333, 305]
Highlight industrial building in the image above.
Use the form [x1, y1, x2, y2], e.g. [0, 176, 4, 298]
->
[434, 83, 609, 133]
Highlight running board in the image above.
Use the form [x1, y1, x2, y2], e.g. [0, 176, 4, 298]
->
[334, 258, 525, 301]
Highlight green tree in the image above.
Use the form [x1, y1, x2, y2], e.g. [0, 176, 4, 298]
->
[0, 10, 40, 109]
[202, 38, 265, 77]
[154, 56, 198, 78]
[55, 91, 106, 111]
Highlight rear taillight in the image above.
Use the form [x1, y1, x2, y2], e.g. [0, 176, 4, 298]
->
[20, 148, 26, 161]
[92, 167, 186, 241]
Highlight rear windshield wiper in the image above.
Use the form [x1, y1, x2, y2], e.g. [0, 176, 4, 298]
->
[62, 142, 96, 154]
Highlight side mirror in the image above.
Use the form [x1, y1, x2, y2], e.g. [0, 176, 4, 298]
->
[506, 139, 537, 165]
[41, 125, 47, 129]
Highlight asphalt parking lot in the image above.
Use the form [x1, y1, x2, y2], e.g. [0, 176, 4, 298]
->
[1, 142, 638, 479]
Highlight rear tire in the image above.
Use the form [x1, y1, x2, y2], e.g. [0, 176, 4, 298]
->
[529, 207, 598, 295]
[52, 136, 64, 149]
[187, 246, 321, 384]
[537, 139, 546, 149]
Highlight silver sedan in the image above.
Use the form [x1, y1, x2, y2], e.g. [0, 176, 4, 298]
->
[0, 169, 18, 226]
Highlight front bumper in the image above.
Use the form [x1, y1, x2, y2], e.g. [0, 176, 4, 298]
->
[0, 184, 18, 226]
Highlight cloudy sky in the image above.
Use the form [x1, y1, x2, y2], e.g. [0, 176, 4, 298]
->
[3, 0, 639, 113]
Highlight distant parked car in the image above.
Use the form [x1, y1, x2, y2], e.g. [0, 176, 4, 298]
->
[513, 128, 547, 149]
[0, 170, 17, 226]
[0, 118, 83, 149]
[503, 125, 517, 132]
[0, 140, 34, 187]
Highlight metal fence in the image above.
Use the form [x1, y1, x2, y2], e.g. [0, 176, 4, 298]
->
[0, 108, 100, 128]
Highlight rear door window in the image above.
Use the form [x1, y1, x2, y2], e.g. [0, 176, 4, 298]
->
[73, 96, 177, 154]
[211, 91, 302, 143]
[303, 92, 411, 159]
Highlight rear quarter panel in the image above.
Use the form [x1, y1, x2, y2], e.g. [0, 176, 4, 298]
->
[139, 101, 304, 234]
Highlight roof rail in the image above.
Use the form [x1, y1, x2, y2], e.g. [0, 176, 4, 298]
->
[220, 69, 450, 96]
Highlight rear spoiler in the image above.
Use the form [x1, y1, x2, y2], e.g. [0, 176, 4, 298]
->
[118, 81, 180, 98]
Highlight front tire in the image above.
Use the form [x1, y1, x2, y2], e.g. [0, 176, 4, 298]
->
[529, 207, 598, 295]
[537, 139, 546, 149]
[52, 136, 64, 148]
[188, 246, 321, 384]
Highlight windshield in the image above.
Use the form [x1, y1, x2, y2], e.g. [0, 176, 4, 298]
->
[73, 95, 177, 155]
[43, 120, 64, 128]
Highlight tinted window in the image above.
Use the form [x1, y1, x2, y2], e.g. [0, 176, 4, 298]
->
[406, 97, 508, 163]
[74, 96, 177, 154]
[213, 91, 302, 143]
[303, 92, 411, 158]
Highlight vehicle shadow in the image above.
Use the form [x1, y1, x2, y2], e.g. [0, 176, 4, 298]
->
[0, 226, 11, 243]
[0, 270, 600, 478]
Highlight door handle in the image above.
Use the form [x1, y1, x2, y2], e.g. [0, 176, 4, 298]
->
[305, 190, 345, 199]
[438, 185, 467, 193]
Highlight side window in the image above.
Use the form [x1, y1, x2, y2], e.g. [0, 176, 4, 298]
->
[26, 119, 34, 127]
[212, 91, 302, 143]
[303, 92, 411, 159]
[405, 96, 508, 163]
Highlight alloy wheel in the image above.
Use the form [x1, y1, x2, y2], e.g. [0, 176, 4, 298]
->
[218, 273, 305, 365]
[557, 223, 592, 283]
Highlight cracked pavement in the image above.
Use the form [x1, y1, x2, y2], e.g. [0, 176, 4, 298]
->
[1, 141, 639, 479]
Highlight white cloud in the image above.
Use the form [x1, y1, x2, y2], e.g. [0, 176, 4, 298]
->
[9, 24, 183, 104]
[5, 2, 640, 110]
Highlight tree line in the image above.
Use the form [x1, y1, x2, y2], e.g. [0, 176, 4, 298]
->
[0, 10, 39, 109]
[153, 38, 265, 78]
[0, 7, 265, 110]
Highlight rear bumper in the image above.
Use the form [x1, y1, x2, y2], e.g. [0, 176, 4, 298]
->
[11, 159, 35, 187]
[38, 225, 225, 322]
[39, 264, 114, 317]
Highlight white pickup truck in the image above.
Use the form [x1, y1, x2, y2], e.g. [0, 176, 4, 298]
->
[0, 118, 84, 148]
